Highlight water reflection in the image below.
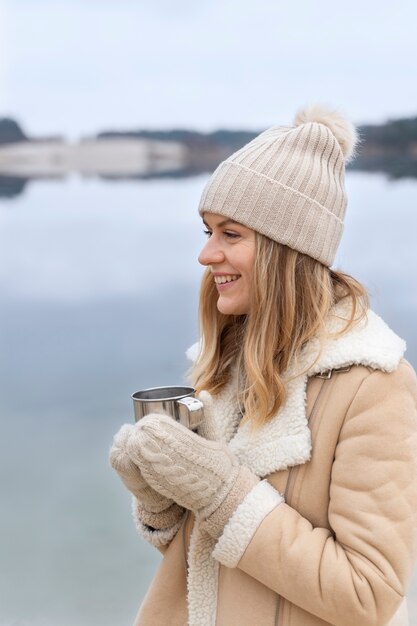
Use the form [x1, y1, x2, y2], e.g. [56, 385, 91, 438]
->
[0, 174, 29, 198]
[2, 158, 417, 200]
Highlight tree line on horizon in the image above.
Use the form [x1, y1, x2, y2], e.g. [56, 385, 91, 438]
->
[0, 114, 417, 179]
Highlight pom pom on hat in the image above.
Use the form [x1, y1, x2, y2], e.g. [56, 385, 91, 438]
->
[294, 103, 359, 163]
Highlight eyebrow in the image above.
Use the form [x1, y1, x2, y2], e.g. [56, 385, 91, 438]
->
[202, 218, 240, 228]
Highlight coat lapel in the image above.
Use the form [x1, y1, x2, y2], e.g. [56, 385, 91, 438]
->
[187, 303, 405, 477]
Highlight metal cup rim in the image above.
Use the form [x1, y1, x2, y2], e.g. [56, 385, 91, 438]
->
[131, 385, 195, 403]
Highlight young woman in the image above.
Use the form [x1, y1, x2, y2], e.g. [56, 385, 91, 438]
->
[110, 105, 417, 626]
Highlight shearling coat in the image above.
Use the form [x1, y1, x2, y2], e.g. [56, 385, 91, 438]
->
[132, 305, 417, 626]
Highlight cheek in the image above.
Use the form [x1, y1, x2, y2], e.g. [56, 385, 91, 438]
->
[243, 254, 256, 281]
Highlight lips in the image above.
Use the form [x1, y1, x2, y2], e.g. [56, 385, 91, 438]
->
[215, 276, 241, 290]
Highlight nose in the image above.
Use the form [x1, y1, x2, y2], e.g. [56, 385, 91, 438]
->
[198, 236, 225, 266]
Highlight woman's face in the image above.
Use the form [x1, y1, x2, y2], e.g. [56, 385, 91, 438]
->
[198, 212, 256, 315]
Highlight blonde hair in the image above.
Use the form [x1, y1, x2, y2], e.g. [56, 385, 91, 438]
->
[189, 232, 368, 429]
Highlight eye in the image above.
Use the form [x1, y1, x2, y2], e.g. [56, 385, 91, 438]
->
[202, 228, 240, 239]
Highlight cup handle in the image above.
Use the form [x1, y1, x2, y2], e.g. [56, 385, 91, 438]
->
[176, 397, 204, 431]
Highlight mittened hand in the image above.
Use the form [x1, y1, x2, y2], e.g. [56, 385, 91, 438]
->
[196, 390, 221, 441]
[126, 413, 259, 525]
[109, 422, 175, 514]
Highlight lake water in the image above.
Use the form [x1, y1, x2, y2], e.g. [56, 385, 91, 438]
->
[1, 172, 416, 626]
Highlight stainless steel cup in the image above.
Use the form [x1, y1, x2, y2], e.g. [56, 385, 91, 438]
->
[131, 385, 204, 431]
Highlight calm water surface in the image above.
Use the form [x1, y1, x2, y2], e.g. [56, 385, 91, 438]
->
[0, 173, 416, 625]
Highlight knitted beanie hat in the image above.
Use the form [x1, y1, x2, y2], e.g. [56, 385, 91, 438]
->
[198, 104, 358, 267]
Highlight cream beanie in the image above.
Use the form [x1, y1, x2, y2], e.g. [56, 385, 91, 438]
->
[198, 104, 358, 267]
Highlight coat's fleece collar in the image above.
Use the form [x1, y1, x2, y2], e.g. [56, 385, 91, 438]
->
[186, 303, 405, 477]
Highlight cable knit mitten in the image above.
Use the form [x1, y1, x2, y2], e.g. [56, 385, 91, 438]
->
[196, 390, 221, 441]
[109, 423, 184, 530]
[127, 413, 259, 539]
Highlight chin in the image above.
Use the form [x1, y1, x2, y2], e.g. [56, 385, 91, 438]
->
[217, 299, 248, 316]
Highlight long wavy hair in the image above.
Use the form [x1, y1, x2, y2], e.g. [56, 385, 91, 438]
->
[188, 232, 368, 429]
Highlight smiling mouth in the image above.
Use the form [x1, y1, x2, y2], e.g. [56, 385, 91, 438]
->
[213, 274, 241, 284]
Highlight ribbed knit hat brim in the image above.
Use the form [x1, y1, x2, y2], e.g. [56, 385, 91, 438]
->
[199, 159, 344, 266]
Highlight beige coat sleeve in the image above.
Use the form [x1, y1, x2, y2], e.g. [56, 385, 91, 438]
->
[214, 362, 417, 626]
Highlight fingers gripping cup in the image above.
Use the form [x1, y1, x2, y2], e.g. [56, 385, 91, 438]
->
[131, 386, 204, 431]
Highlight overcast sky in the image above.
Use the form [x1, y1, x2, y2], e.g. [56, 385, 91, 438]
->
[0, 0, 416, 139]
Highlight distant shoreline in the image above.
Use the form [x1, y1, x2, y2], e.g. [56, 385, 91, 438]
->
[0, 115, 416, 194]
